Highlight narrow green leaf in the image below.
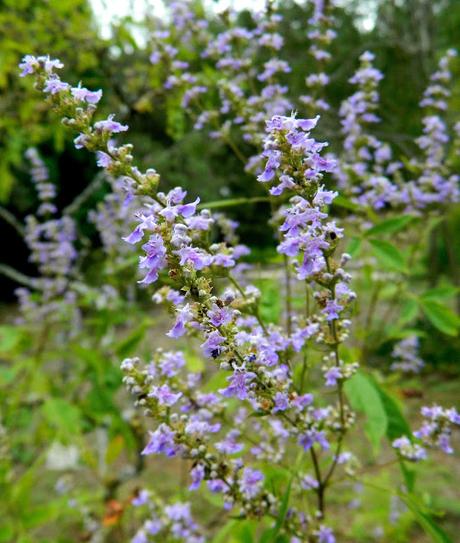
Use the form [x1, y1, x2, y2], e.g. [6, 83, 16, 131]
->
[185, 352, 205, 373]
[421, 286, 459, 302]
[0, 522, 14, 542]
[369, 239, 408, 273]
[198, 197, 270, 210]
[344, 372, 387, 452]
[331, 195, 360, 211]
[420, 300, 459, 336]
[0, 325, 22, 353]
[398, 298, 419, 325]
[115, 320, 151, 357]
[42, 398, 82, 436]
[366, 215, 416, 236]
[371, 381, 411, 440]
[212, 520, 238, 543]
[346, 237, 362, 257]
[400, 493, 453, 543]
[399, 460, 417, 493]
[260, 478, 292, 543]
[371, 380, 416, 491]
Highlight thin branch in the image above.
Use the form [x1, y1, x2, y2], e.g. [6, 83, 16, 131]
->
[0, 207, 25, 236]
[0, 264, 37, 289]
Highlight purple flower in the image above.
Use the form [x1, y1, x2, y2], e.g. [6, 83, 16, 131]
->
[164, 503, 191, 522]
[272, 391, 290, 412]
[392, 436, 427, 461]
[123, 213, 157, 245]
[142, 424, 177, 457]
[298, 429, 330, 451]
[158, 351, 186, 376]
[207, 304, 233, 327]
[212, 253, 236, 268]
[167, 304, 193, 338]
[219, 368, 257, 400]
[176, 246, 211, 270]
[96, 151, 112, 168]
[438, 433, 453, 455]
[201, 330, 226, 358]
[239, 468, 264, 499]
[149, 384, 182, 406]
[216, 430, 244, 454]
[270, 174, 295, 196]
[94, 114, 128, 134]
[185, 419, 221, 436]
[300, 475, 319, 490]
[292, 394, 314, 411]
[290, 324, 319, 351]
[19, 55, 39, 76]
[189, 464, 205, 491]
[447, 408, 460, 425]
[71, 84, 102, 104]
[258, 149, 281, 182]
[324, 366, 342, 387]
[132, 489, 150, 506]
[138, 234, 167, 284]
[317, 525, 336, 543]
[132, 532, 147, 543]
[43, 78, 69, 94]
[74, 133, 90, 150]
[322, 300, 343, 321]
[160, 196, 200, 222]
[207, 479, 227, 493]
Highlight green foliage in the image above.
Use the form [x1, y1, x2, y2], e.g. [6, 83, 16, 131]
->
[344, 372, 388, 453]
[368, 239, 408, 273]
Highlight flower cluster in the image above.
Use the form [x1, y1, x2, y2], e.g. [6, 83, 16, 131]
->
[25, 147, 57, 216]
[336, 49, 459, 213]
[16, 146, 78, 323]
[131, 489, 204, 543]
[300, 0, 337, 115]
[406, 50, 460, 210]
[394, 405, 460, 460]
[335, 52, 404, 210]
[390, 335, 425, 374]
[146, 4, 293, 175]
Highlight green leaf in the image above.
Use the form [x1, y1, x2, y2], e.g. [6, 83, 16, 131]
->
[332, 195, 360, 211]
[260, 478, 292, 543]
[212, 520, 239, 543]
[344, 372, 387, 452]
[371, 380, 416, 491]
[398, 298, 419, 325]
[185, 352, 205, 373]
[368, 239, 408, 273]
[0, 522, 14, 543]
[372, 383, 411, 440]
[42, 398, 82, 436]
[0, 325, 22, 354]
[421, 286, 459, 302]
[366, 215, 416, 236]
[105, 435, 125, 465]
[398, 298, 420, 325]
[198, 197, 270, 210]
[346, 237, 362, 257]
[420, 300, 459, 336]
[114, 319, 151, 357]
[399, 460, 417, 493]
[400, 493, 453, 543]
